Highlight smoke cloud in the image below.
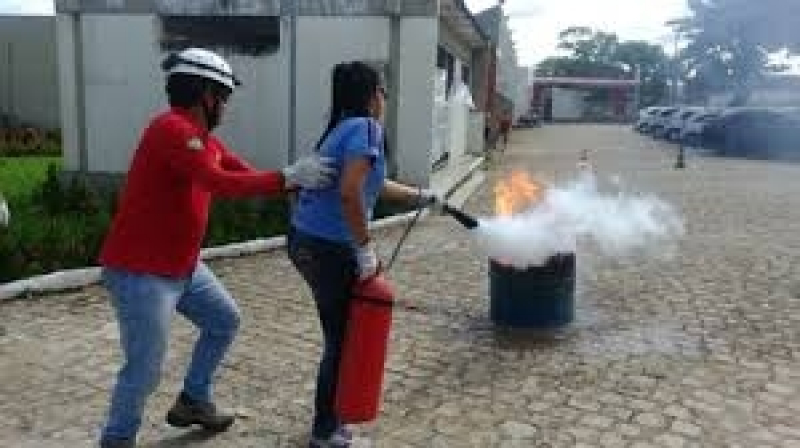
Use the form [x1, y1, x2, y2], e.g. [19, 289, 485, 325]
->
[472, 171, 685, 268]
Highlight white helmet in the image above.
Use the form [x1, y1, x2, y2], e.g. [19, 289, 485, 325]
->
[162, 48, 241, 90]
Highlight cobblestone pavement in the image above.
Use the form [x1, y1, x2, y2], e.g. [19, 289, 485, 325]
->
[2, 125, 800, 447]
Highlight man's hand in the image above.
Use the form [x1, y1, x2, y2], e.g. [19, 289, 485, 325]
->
[356, 240, 380, 280]
[282, 154, 336, 190]
[417, 188, 444, 213]
[0, 195, 8, 227]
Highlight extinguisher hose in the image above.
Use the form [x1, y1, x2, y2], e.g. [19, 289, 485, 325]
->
[384, 188, 427, 271]
[382, 189, 466, 317]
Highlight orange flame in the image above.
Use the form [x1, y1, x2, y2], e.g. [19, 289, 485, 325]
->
[494, 170, 544, 216]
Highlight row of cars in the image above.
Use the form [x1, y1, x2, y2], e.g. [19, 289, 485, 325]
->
[635, 105, 800, 160]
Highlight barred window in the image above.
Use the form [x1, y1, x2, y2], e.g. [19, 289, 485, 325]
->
[159, 15, 280, 56]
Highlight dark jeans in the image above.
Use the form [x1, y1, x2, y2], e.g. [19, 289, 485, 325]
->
[287, 228, 357, 438]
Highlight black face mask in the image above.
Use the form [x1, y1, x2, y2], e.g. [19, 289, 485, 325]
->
[202, 90, 229, 130]
[203, 97, 222, 130]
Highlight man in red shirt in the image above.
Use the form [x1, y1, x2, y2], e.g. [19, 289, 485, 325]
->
[98, 48, 335, 448]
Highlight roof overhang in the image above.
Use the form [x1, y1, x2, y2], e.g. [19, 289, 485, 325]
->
[533, 77, 641, 88]
[439, 0, 489, 49]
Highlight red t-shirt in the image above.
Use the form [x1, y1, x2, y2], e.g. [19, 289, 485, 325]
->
[99, 108, 285, 277]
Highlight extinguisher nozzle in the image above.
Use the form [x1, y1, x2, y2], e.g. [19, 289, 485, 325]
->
[442, 204, 479, 229]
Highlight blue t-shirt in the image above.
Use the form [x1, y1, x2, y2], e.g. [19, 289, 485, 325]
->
[291, 117, 387, 245]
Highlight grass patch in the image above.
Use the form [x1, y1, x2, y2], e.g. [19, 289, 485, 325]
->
[0, 156, 61, 201]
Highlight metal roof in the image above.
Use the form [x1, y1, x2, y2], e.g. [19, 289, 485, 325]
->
[473, 5, 501, 44]
[533, 77, 641, 88]
[440, 0, 489, 48]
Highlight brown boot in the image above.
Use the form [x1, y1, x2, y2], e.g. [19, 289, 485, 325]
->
[165, 392, 234, 432]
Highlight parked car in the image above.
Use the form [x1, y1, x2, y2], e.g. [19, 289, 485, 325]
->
[634, 107, 662, 133]
[702, 108, 800, 160]
[664, 107, 705, 141]
[679, 110, 720, 146]
[648, 107, 679, 137]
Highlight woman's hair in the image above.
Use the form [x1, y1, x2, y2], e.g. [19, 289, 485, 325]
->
[316, 61, 382, 150]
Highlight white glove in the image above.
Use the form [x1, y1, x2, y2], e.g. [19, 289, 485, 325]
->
[282, 154, 336, 190]
[418, 188, 444, 212]
[355, 240, 380, 280]
[0, 196, 8, 227]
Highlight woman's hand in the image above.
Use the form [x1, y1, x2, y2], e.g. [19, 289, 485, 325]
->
[356, 240, 380, 279]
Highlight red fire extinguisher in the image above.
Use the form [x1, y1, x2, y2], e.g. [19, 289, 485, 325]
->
[333, 193, 443, 423]
[334, 272, 395, 423]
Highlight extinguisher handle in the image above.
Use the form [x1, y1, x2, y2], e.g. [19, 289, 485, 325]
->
[357, 262, 385, 285]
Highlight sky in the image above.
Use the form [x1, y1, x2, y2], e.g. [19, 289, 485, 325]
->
[0, 0, 53, 15]
[465, 0, 690, 67]
[1, 0, 796, 71]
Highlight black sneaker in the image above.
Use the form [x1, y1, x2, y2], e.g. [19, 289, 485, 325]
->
[99, 437, 135, 448]
[165, 392, 235, 433]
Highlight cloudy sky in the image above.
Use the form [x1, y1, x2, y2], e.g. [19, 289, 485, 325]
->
[0, 0, 53, 15]
[465, 0, 690, 66]
[1, 0, 689, 67]
[3, 0, 794, 71]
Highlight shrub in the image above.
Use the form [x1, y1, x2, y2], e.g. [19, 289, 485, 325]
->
[0, 165, 415, 283]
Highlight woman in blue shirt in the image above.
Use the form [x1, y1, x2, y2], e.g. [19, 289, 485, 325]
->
[288, 61, 439, 447]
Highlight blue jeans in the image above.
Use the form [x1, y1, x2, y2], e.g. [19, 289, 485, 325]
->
[100, 263, 241, 440]
[287, 229, 356, 439]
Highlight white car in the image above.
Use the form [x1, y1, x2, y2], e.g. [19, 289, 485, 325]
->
[649, 107, 680, 138]
[664, 107, 705, 141]
[679, 110, 720, 146]
[634, 107, 663, 133]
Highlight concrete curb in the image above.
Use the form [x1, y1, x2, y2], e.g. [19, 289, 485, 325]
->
[0, 157, 485, 301]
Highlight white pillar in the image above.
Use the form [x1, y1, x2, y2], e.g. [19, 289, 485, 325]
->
[395, 17, 437, 186]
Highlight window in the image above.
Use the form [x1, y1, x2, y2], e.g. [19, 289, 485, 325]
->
[160, 15, 280, 56]
[436, 46, 455, 96]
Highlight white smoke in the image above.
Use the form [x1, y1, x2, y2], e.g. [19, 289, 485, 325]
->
[472, 171, 685, 268]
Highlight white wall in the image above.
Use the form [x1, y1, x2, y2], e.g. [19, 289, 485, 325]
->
[58, 13, 437, 186]
[58, 14, 290, 173]
[56, 15, 80, 171]
[552, 88, 585, 120]
[395, 17, 437, 185]
[295, 17, 390, 160]
[296, 16, 437, 186]
[215, 26, 290, 170]
[513, 66, 531, 121]
[80, 15, 163, 173]
[0, 16, 59, 130]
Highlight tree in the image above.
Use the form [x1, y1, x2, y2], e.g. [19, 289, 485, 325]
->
[535, 28, 669, 106]
[671, 0, 799, 102]
[615, 41, 670, 106]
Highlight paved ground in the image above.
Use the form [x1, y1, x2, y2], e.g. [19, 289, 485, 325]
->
[1, 125, 799, 447]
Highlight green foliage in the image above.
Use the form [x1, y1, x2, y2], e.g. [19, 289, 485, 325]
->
[0, 166, 111, 283]
[0, 163, 412, 283]
[672, 0, 799, 101]
[0, 157, 61, 201]
[535, 28, 670, 107]
[205, 198, 290, 246]
[0, 150, 418, 283]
